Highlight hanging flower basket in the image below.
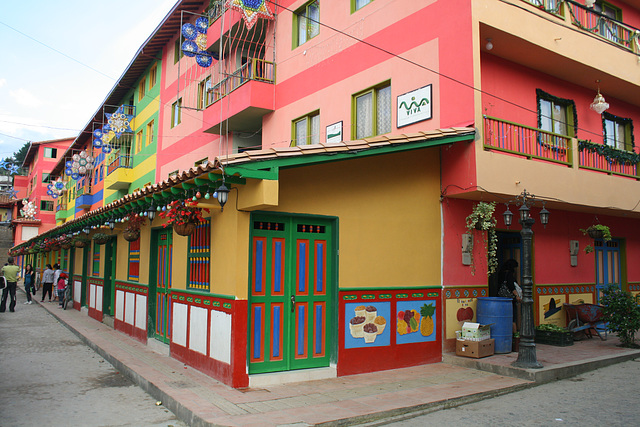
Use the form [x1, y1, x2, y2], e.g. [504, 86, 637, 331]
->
[74, 240, 88, 248]
[51, 245, 61, 252]
[587, 228, 603, 239]
[581, 225, 612, 241]
[61, 243, 72, 250]
[123, 229, 140, 242]
[174, 221, 197, 236]
[93, 233, 112, 245]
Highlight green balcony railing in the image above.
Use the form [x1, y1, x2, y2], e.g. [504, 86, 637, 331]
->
[578, 140, 639, 179]
[483, 116, 572, 165]
[211, 58, 275, 103]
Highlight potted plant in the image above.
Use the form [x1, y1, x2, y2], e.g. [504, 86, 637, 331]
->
[158, 199, 209, 236]
[92, 232, 113, 245]
[73, 235, 90, 248]
[59, 235, 73, 250]
[123, 214, 146, 242]
[465, 201, 498, 275]
[580, 224, 612, 254]
[601, 285, 640, 348]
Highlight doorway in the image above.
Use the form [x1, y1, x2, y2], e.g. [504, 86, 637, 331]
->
[149, 228, 173, 343]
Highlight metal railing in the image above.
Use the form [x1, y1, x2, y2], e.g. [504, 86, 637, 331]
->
[483, 116, 572, 165]
[567, 1, 639, 53]
[107, 155, 132, 175]
[578, 141, 639, 179]
[207, 0, 226, 23]
[211, 58, 275, 103]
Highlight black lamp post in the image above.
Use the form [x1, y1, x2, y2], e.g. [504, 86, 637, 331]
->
[503, 190, 547, 369]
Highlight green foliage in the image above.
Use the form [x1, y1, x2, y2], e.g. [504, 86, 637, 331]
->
[536, 324, 569, 333]
[465, 201, 498, 276]
[601, 285, 640, 348]
[578, 139, 640, 165]
[580, 225, 612, 254]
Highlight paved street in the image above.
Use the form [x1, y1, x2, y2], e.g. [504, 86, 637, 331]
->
[0, 288, 185, 427]
[383, 358, 640, 426]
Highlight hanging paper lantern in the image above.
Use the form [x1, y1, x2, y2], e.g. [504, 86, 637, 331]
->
[196, 17, 209, 33]
[71, 173, 80, 180]
[196, 53, 212, 68]
[52, 193, 58, 199]
[78, 166, 87, 174]
[65, 160, 73, 168]
[55, 182, 64, 190]
[72, 154, 80, 161]
[93, 129, 103, 139]
[182, 23, 197, 40]
[47, 190, 53, 196]
[195, 33, 207, 50]
[65, 168, 72, 176]
[93, 139, 103, 148]
[102, 145, 112, 154]
[182, 40, 198, 57]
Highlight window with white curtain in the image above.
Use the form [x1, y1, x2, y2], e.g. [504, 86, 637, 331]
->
[293, 112, 320, 146]
[354, 82, 391, 139]
[353, 0, 372, 12]
[295, 1, 319, 47]
[603, 113, 632, 151]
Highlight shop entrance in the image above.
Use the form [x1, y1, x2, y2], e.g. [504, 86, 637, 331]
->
[149, 228, 173, 343]
[248, 214, 335, 374]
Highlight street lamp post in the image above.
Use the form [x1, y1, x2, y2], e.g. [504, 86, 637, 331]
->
[503, 190, 546, 369]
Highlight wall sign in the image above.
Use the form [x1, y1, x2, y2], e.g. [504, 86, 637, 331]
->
[326, 121, 343, 143]
[397, 84, 432, 128]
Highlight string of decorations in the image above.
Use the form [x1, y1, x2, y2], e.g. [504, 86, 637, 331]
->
[182, 17, 213, 68]
[578, 139, 640, 165]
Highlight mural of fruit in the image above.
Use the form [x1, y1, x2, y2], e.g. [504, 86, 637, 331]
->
[456, 306, 473, 322]
[397, 319, 408, 335]
[420, 303, 435, 337]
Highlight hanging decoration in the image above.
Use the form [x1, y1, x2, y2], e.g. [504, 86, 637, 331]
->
[227, 0, 274, 30]
[182, 17, 213, 68]
[0, 159, 20, 175]
[46, 178, 65, 200]
[590, 80, 610, 115]
[103, 105, 134, 138]
[21, 199, 37, 219]
[64, 150, 95, 181]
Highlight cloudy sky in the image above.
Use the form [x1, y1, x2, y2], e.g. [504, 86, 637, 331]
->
[0, 0, 179, 160]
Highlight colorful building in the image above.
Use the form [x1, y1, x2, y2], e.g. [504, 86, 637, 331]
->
[11, 0, 640, 388]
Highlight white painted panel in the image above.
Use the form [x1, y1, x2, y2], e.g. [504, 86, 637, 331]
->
[135, 295, 147, 330]
[172, 302, 188, 347]
[115, 290, 125, 321]
[210, 310, 232, 365]
[125, 292, 135, 325]
[189, 306, 208, 355]
[73, 280, 82, 303]
[96, 286, 103, 313]
[89, 284, 96, 309]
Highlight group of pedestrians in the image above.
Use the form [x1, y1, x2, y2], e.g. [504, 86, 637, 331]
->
[0, 258, 68, 312]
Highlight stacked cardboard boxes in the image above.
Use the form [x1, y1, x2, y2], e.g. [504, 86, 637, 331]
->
[455, 322, 495, 358]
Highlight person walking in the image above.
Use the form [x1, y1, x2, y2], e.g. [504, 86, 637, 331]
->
[41, 264, 54, 303]
[56, 272, 68, 309]
[52, 264, 62, 302]
[0, 257, 21, 313]
[23, 264, 36, 305]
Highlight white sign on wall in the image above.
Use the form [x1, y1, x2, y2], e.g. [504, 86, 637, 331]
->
[397, 84, 432, 128]
[326, 121, 343, 143]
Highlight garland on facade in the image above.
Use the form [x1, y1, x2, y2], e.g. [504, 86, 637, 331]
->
[602, 111, 635, 151]
[536, 89, 578, 137]
[578, 139, 640, 165]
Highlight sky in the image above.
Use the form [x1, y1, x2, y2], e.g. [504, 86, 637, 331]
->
[0, 0, 180, 161]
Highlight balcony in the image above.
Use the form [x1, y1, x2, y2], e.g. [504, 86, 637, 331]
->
[105, 155, 133, 190]
[203, 58, 275, 134]
[75, 182, 93, 209]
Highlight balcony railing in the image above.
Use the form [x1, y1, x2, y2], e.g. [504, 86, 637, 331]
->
[207, 0, 226, 23]
[107, 155, 132, 175]
[483, 116, 572, 165]
[578, 140, 639, 179]
[211, 58, 275, 103]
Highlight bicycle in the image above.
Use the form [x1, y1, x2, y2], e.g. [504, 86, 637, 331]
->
[63, 281, 72, 310]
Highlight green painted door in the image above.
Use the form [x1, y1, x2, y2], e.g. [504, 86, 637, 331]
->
[149, 228, 173, 343]
[249, 215, 334, 374]
[103, 239, 117, 316]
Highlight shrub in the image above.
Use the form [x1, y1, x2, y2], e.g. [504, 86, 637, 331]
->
[600, 285, 640, 348]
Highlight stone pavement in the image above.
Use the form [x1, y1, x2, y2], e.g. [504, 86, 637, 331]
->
[26, 291, 640, 427]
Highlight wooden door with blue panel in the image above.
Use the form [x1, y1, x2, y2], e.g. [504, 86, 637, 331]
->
[150, 228, 173, 343]
[249, 215, 333, 374]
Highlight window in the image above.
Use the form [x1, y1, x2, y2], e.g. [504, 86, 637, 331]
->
[353, 82, 391, 139]
[43, 147, 57, 158]
[294, 1, 319, 47]
[292, 112, 320, 146]
[146, 120, 155, 146]
[352, 0, 372, 12]
[536, 90, 575, 137]
[171, 99, 182, 128]
[149, 63, 157, 89]
[40, 200, 54, 211]
[128, 238, 140, 282]
[135, 130, 143, 153]
[195, 157, 209, 167]
[174, 38, 184, 64]
[42, 172, 52, 183]
[138, 77, 146, 102]
[603, 112, 633, 151]
[198, 76, 214, 109]
[594, 2, 622, 43]
[187, 219, 211, 291]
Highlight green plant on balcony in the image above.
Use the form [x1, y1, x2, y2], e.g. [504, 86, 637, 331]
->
[580, 224, 612, 253]
[465, 201, 498, 275]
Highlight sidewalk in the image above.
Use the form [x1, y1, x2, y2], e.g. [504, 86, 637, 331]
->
[36, 297, 640, 427]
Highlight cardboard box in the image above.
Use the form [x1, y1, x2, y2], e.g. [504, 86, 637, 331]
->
[461, 322, 491, 341]
[456, 339, 495, 358]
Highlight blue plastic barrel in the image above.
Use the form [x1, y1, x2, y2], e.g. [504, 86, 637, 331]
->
[477, 297, 513, 354]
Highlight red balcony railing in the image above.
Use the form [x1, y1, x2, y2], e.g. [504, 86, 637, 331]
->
[578, 140, 639, 179]
[483, 116, 572, 165]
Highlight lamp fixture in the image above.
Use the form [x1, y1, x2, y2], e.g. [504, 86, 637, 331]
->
[485, 38, 493, 51]
[590, 80, 610, 115]
[147, 202, 156, 222]
[503, 205, 513, 227]
[585, 0, 596, 7]
[216, 183, 230, 211]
